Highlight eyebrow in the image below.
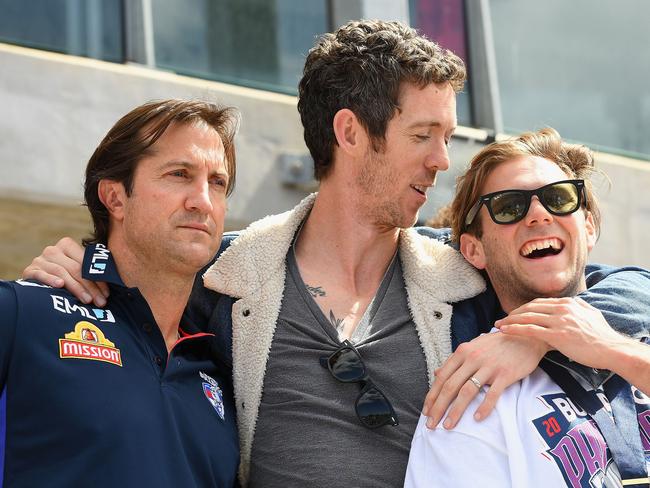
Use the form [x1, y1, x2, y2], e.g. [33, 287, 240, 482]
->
[159, 160, 229, 177]
[160, 160, 195, 170]
[406, 120, 457, 132]
[407, 120, 442, 129]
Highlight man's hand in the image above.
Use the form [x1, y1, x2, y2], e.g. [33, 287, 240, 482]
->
[495, 297, 632, 370]
[22, 237, 109, 307]
[422, 331, 549, 429]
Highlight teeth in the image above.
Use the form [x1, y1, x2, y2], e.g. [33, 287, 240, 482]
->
[521, 238, 562, 257]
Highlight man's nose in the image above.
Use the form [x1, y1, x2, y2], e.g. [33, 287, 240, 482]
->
[525, 196, 553, 225]
[186, 181, 214, 213]
[424, 140, 451, 173]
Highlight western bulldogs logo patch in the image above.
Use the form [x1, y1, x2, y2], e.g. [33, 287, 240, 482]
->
[200, 371, 225, 421]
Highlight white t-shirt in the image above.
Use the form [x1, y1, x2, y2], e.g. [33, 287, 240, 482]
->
[405, 368, 650, 488]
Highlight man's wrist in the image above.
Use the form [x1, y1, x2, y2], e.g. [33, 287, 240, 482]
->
[531, 336, 552, 358]
[607, 337, 649, 380]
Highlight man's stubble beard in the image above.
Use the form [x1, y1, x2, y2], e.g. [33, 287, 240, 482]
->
[485, 242, 588, 309]
[356, 150, 411, 229]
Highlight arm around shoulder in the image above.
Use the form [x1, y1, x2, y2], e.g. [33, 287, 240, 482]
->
[583, 264, 650, 337]
[604, 337, 650, 396]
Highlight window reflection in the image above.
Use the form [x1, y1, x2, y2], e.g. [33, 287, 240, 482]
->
[0, 0, 123, 62]
[152, 0, 328, 94]
[490, 0, 650, 159]
[409, 0, 472, 126]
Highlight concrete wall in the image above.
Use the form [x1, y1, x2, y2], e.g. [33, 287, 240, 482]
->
[1, 42, 649, 268]
[590, 155, 650, 267]
[0, 42, 308, 231]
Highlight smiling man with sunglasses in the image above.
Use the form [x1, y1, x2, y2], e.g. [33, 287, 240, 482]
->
[405, 128, 650, 487]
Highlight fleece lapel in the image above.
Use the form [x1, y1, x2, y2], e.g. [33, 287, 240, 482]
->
[399, 227, 486, 380]
[203, 193, 317, 484]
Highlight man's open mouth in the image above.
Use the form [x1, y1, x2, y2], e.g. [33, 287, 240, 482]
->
[411, 184, 429, 196]
[520, 238, 563, 259]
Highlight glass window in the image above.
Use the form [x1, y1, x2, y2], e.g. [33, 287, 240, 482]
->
[490, 0, 650, 160]
[409, 0, 472, 126]
[151, 0, 329, 94]
[0, 0, 124, 62]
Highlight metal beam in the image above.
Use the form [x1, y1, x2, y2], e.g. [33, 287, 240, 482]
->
[124, 0, 155, 67]
[465, 0, 503, 134]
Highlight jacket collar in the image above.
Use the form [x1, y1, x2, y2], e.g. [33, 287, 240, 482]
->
[204, 193, 484, 303]
[203, 193, 315, 297]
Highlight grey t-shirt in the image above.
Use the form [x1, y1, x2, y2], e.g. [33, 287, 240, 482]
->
[248, 249, 430, 487]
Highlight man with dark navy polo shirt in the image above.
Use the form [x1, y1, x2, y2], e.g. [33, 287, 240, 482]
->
[0, 99, 240, 487]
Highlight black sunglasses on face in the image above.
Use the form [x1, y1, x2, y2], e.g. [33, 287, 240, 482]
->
[320, 340, 399, 429]
[464, 179, 586, 229]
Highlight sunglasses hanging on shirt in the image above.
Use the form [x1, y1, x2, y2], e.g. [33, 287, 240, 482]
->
[320, 340, 399, 429]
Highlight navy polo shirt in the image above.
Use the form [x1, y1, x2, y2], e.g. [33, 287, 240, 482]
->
[0, 244, 239, 487]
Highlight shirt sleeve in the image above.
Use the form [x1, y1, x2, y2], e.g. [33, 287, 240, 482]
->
[582, 264, 650, 337]
[404, 413, 512, 488]
[0, 281, 18, 389]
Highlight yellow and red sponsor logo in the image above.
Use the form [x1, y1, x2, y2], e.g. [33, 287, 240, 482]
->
[59, 321, 122, 367]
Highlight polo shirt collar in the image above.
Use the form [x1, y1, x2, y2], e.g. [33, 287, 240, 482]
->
[81, 243, 123, 286]
[81, 244, 215, 343]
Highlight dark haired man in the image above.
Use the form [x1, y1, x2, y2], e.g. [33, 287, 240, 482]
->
[0, 99, 239, 486]
[406, 129, 650, 487]
[21, 22, 650, 487]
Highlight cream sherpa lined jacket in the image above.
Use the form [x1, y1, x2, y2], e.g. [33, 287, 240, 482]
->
[203, 193, 486, 484]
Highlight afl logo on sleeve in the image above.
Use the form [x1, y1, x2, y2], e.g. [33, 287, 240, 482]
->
[59, 321, 123, 367]
[200, 371, 225, 421]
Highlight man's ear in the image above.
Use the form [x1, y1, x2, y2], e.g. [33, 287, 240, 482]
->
[584, 211, 597, 252]
[332, 108, 369, 157]
[459, 233, 487, 270]
[98, 180, 127, 221]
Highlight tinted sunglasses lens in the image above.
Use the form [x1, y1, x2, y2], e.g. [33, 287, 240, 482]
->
[329, 347, 365, 382]
[490, 191, 527, 223]
[542, 182, 580, 214]
[355, 384, 398, 428]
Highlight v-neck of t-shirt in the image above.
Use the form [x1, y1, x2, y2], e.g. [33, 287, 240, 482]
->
[286, 245, 398, 345]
